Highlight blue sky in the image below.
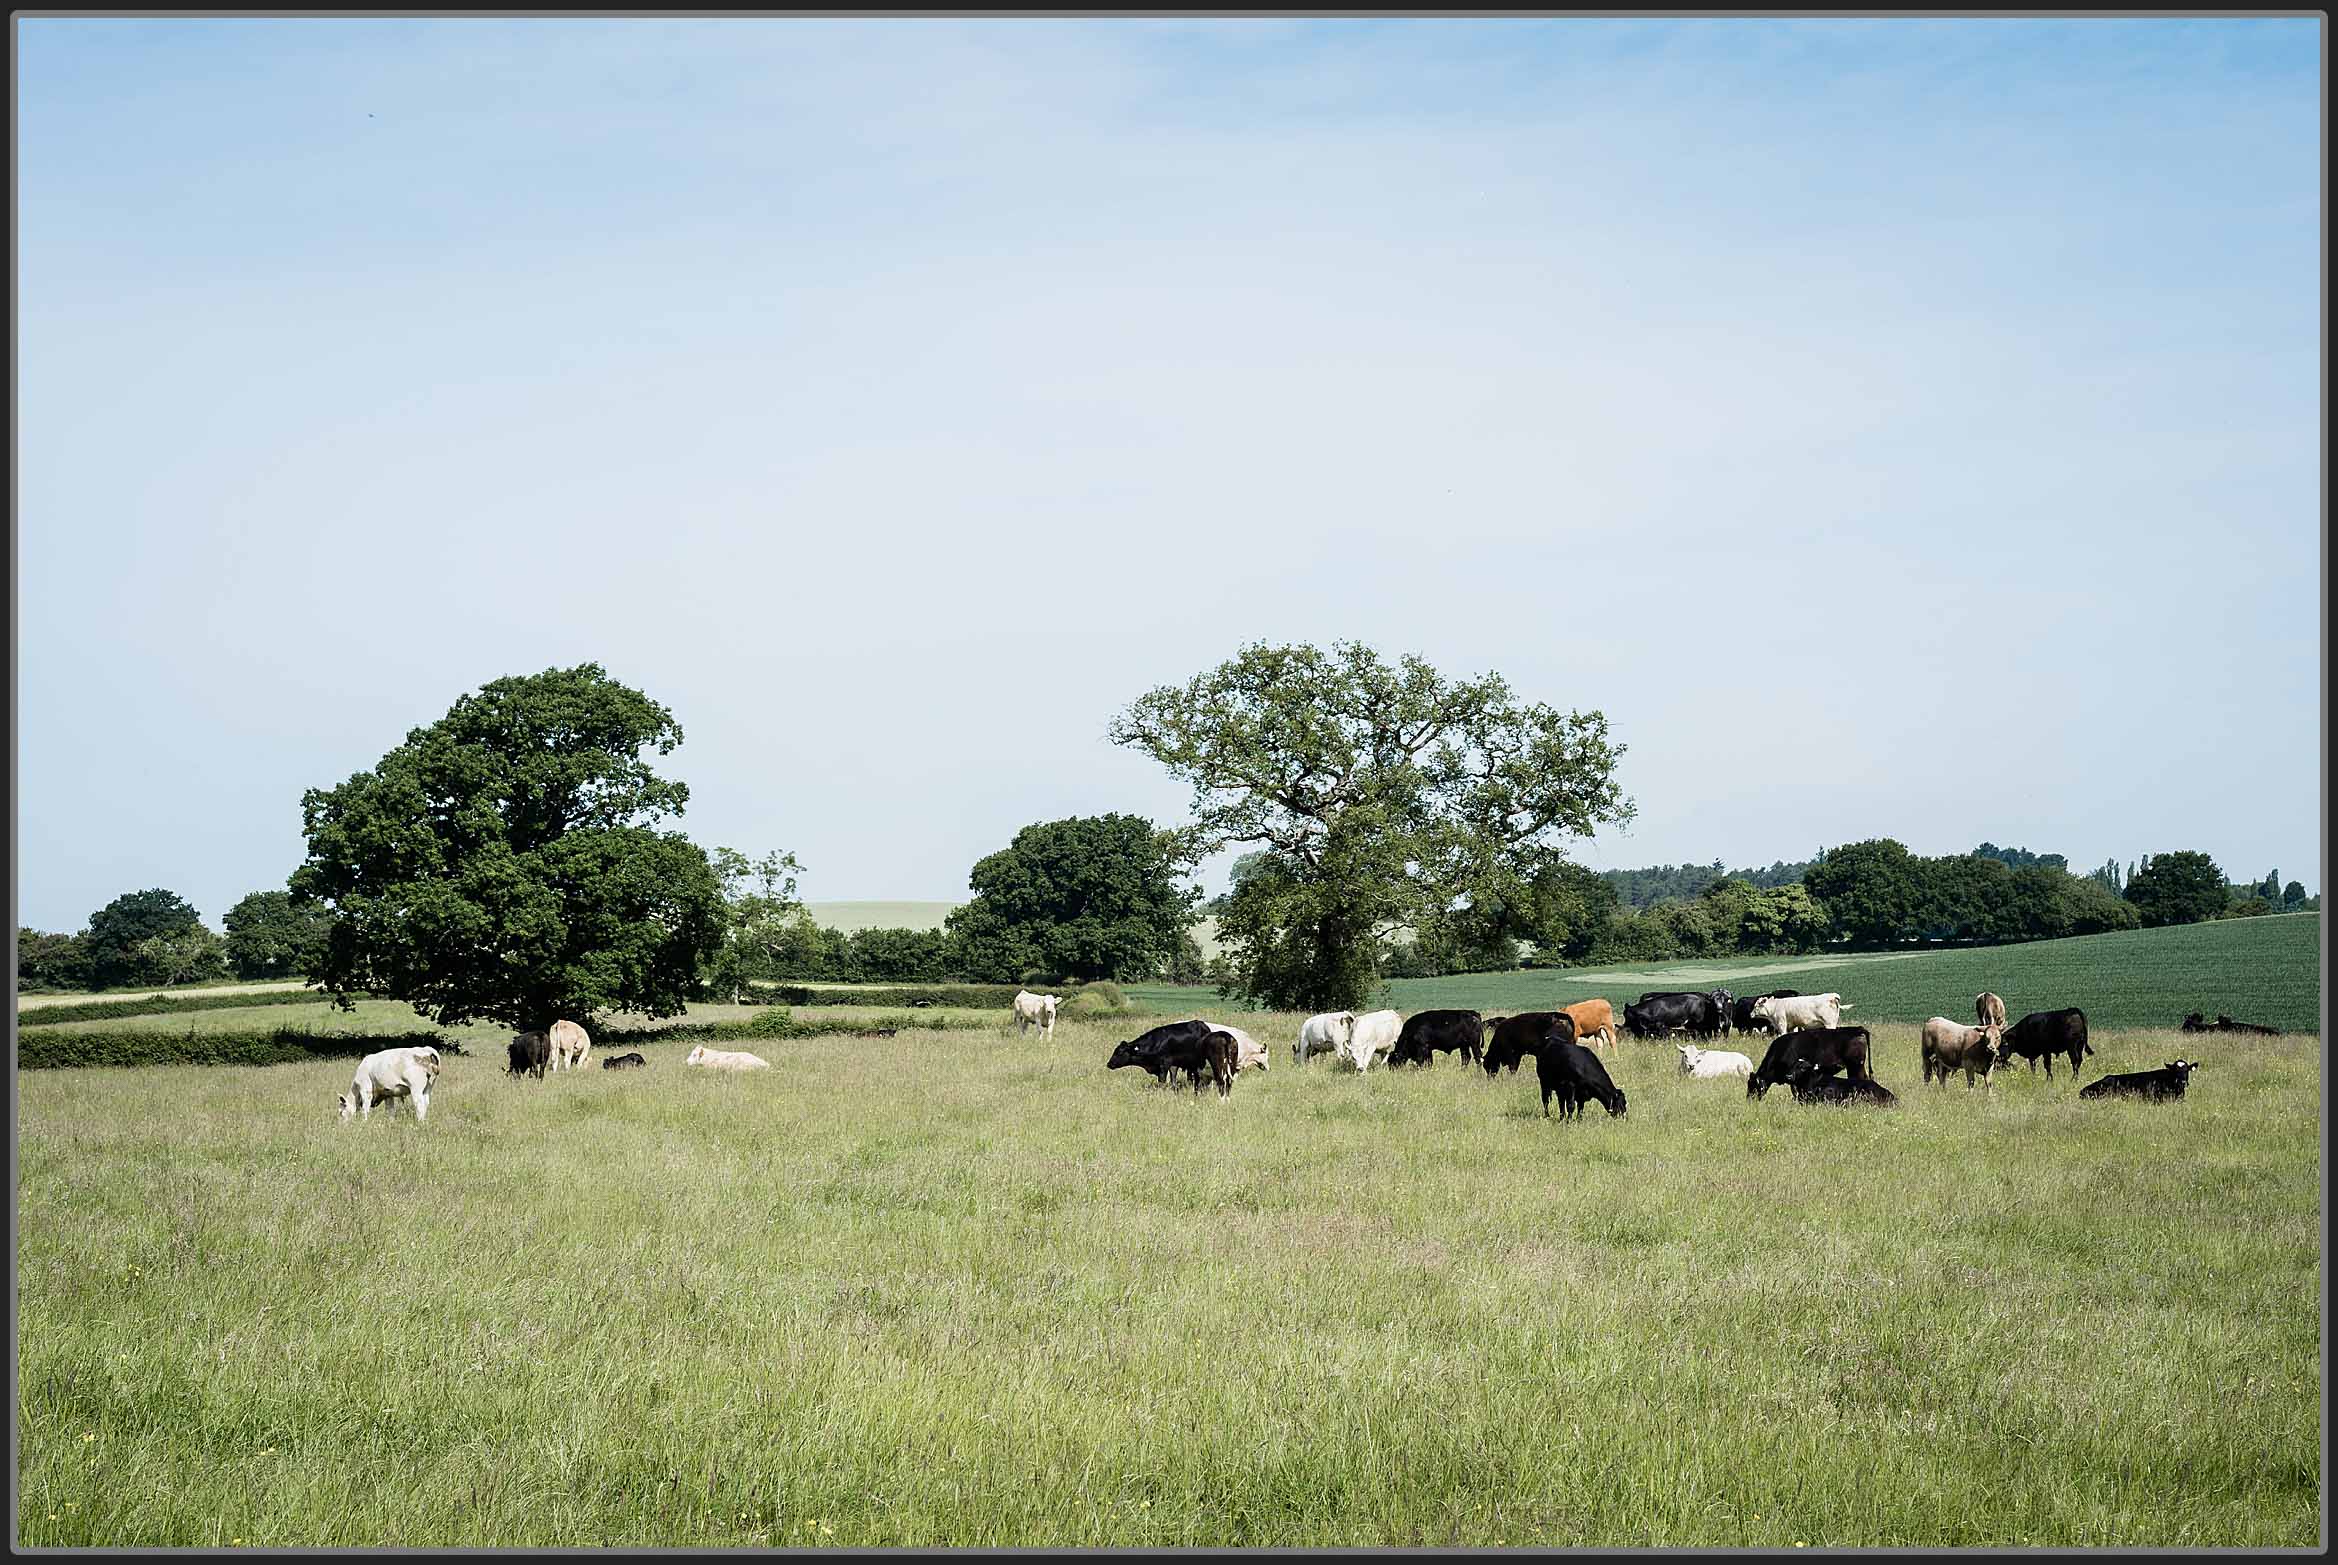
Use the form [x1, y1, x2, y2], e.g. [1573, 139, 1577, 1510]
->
[14, 17, 2323, 931]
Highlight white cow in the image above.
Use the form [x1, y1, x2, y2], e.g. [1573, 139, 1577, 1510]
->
[1012, 990, 1062, 1039]
[685, 1044, 773, 1072]
[1296, 1011, 1355, 1067]
[336, 1045, 441, 1124]
[1677, 1043, 1754, 1080]
[547, 1018, 592, 1071]
[1346, 1009, 1404, 1072]
[1212, 1022, 1269, 1074]
[1749, 993, 1850, 1036]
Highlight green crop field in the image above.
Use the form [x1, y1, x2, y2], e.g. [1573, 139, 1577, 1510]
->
[16, 977, 2324, 1547]
[1129, 914, 2323, 1036]
[803, 900, 962, 933]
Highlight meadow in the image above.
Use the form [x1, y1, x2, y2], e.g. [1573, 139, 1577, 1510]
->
[13, 929, 2324, 1547]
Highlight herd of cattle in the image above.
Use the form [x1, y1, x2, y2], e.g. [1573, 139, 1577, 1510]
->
[1094, 984, 2209, 1115]
[330, 981, 2220, 1126]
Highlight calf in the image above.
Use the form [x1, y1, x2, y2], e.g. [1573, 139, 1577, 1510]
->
[1345, 1009, 1404, 1072]
[600, 1052, 649, 1070]
[2079, 1059, 2199, 1102]
[1536, 1029, 1626, 1119]
[1296, 1010, 1356, 1067]
[507, 1031, 550, 1080]
[1677, 1043, 1754, 1080]
[1975, 991, 2008, 1030]
[1747, 1025, 1873, 1099]
[1786, 1067, 1899, 1108]
[1997, 1008, 2092, 1080]
[2181, 1012, 2281, 1036]
[1387, 1009, 1485, 1069]
[1107, 1020, 1219, 1090]
[1731, 989, 1800, 1037]
[337, 1045, 442, 1124]
[684, 1045, 772, 1071]
[1012, 990, 1062, 1040]
[547, 1018, 592, 1072]
[1920, 1017, 2001, 1089]
[1748, 993, 1849, 1036]
[1197, 1029, 1241, 1099]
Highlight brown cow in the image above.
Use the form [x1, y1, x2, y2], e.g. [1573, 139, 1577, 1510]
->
[1922, 1016, 2001, 1088]
[1560, 998, 1618, 1053]
[1975, 992, 2008, 1030]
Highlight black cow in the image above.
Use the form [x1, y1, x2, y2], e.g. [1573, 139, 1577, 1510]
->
[1708, 989, 1736, 1038]
[1388, 1009, 1485, 1069]
[1997, 1008, 2093, 1080]
[1624, 992, 1719, 1041]
[600, 1052, 648, 1070]
[2181, 1012, 2281, 1036]
[1482, 1012, 1567, 1076]
[2079, 1059, 2199, 1102]
[507, 1031, 549, 1080]
[1786, 1067, 1899, 1108]
[1107, 1020, 1220, 1094]
[1746, 1025, 1873, 1099]
[1536, 1030, 1626, 1120]
[1731, 989, 1800, 1037]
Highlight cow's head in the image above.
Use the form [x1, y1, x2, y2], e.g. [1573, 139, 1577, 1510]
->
[1749, 997, 1777, 1024]
[1676, 1043, 1698, 1072]
[685, 1045, 708, 1066]
[335, 1092, 356, 1122]
[1601, 1085, 1628, 1118]
[1106, 1039, 1146, 1071]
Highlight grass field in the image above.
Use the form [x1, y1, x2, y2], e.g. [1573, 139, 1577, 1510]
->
[1129, 914, 2325, 1035]
[14, 974, 2323, 1546]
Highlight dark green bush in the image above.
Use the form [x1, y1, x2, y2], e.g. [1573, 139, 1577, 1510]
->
[17, 988, 327, 1028]
[17, 1026, 454, 1070]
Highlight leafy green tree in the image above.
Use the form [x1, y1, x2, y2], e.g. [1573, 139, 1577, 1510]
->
[1803, 840, 1924, 946]
[1110, 642, 1631, 1012]
[1744, 882, 1830, 953]
[221, 890, 331, 980]
[2283, 880, 2307, 909]
[82, 889, 206, 988]
[16, 929, 92, 991]
[842, 926, 957, 982]
[943, 814, 1200, 983]
[2122, 850, 2230, 929]
[2223, 896, 2275, 920]
[702, 848, 814, 1001]
[288, 664, 727, 1030]
[130, 924, 230, 986]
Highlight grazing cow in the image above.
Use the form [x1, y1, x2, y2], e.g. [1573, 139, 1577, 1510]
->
[2181, 1012, 2281, 1036]
[1296, 1010, 1356, 1067]
[1624, 992, 1720, 1041]
[1560, 997, 1618, 1053]
[1482, 1013, 1566, 1075]
[1107, 1020, 1219, 1089]
[1731, 989, 1800, 1037]
[1997, 1008, 2093, 1080]
[1387, 1009, 1485, 1069]
[1747, 1025, 1874, 1099]
[1975, 991, 2008, 1030]
[1920, 1017, 2002, 1089]
[1786, 1067, 1899, 1108]
[547, 1019, 592, 1072]
[1536, 1028, 1625, 1119]
[1677, 1043, 1754, 1080]
[684, 1044, 772, 1071]
[337, 1045, 442, 1124]
[1748, 993, 1849, 1037]
[601, 1052, 648, 1070]
[2079, 1059, 2199, 1103]
[1012, 990, 1062, 1040]
[1345, 1009, 1404, 1072]
[507, 1031, 550, 1080]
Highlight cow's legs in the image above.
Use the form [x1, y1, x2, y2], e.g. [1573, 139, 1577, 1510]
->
[413, 1090, 429, 1124]
[2042, 1054, 2054, 1081]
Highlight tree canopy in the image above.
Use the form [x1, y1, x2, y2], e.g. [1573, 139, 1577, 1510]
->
[1109, 642, 1631, 1010]
[2123, 850, 2229, 928]
[288, 664, 727, 1030]
[82, 889, 207, 989]
[222, 890, 332, 980]
[945, 814, 1198, 982]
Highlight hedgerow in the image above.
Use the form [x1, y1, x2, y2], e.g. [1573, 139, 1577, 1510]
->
[16, 989, 325, 1028]
[16, 1027, 455, 1070]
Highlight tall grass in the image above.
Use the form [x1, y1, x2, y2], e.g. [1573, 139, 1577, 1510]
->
[14, 1009, 2317, 1547]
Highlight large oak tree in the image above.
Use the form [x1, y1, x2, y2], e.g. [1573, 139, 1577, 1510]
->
[289, 664, 726, 1031]
[1109, 642, 1632, 1011]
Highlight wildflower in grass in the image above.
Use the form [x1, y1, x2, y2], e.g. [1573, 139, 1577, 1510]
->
[82, 1432, 95, 1442]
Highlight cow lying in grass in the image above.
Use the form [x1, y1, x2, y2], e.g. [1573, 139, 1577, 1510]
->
[338, 1045, 441, 1124]
[1676, 1043, 1753, 1080]
[684, 1044, 772, 1072]
[2079, 1060, 2199, 1102]
[2181, 1012, 2280, 1036]
[601, 1052, 648, 1070]
[1786, 1067, 1898, 1108]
